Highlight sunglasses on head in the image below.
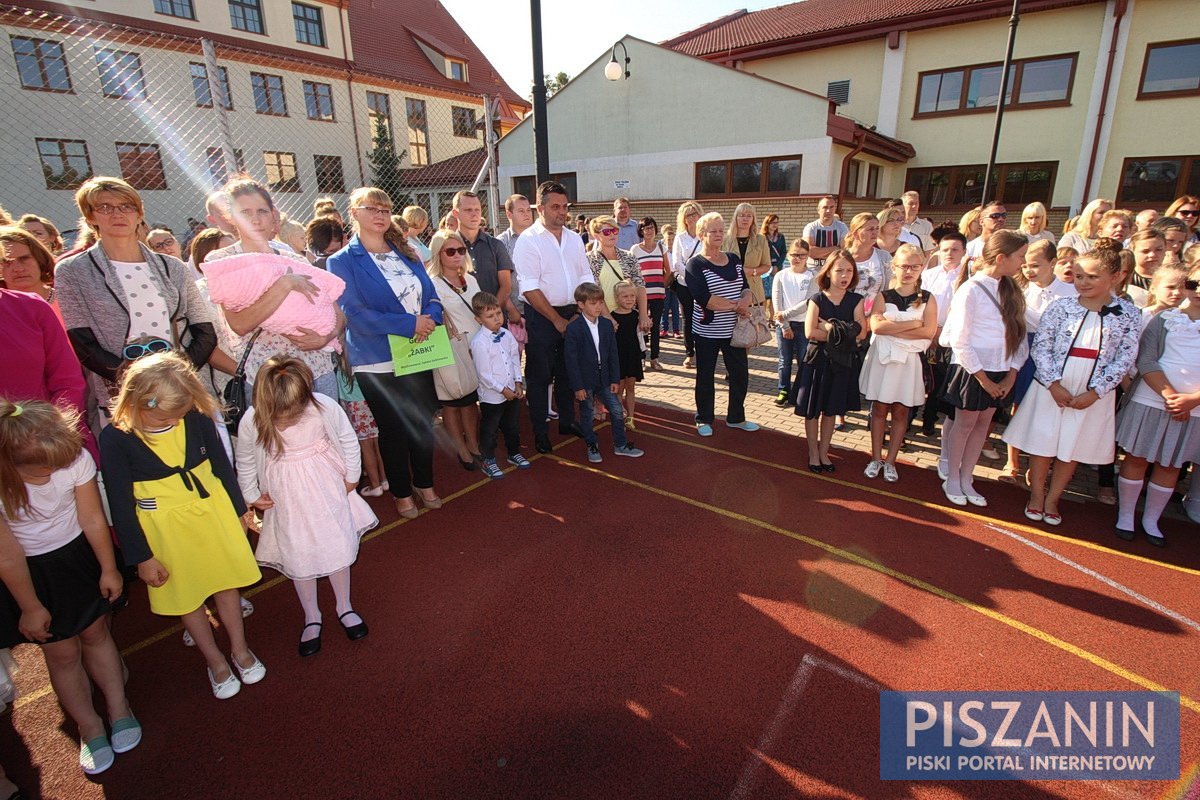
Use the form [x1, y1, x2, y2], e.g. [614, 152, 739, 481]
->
[1186, 279, 1199, 291]
[442, 246, 467, 256]
[123, 339, 172, 360]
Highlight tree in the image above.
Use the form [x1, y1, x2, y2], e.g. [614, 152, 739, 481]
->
[531, 71, 570, 102]
[365, 117, 409, 207]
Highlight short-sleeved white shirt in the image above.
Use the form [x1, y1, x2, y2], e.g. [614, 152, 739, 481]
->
[2, 451, 96, 556]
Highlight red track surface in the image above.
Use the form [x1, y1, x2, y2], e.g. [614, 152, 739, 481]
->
[3, 405, 1197, 799]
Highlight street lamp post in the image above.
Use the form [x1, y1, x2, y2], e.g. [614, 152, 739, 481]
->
[979, 0, 1020, 206]
[530, 0, 550, 184]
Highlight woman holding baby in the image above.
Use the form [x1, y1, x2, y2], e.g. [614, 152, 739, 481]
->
[327, 187, 445, 519]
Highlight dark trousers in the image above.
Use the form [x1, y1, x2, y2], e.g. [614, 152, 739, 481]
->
[479, 399, 520, 460]
[776, 321, 807, 394]
[673, 283, 697, 357]
[661, 288, 681, 333]
[357, 370, 436, 495]
[525, 306, 577, 437]
[647, 298, 665, 359]
[579, 386, 628, 448]
[694, 336, 748, 425]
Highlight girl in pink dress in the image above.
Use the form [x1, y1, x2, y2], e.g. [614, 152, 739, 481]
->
[235, 357, 377, 657]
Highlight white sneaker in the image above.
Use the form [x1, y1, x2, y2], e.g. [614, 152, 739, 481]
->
[882, 463, 899, 483]
[240, 597, 254, 617]
[863, 460, 883, 479]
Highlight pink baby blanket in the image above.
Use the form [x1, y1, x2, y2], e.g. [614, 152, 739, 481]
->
[204, 253, 344, 353]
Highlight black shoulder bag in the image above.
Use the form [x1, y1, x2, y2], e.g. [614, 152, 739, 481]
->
[222, 329, 263, 435]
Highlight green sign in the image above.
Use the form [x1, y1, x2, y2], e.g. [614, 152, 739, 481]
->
[389, 325, 455, 376]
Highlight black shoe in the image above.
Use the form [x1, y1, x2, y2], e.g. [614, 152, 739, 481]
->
[298, 622, 322, 657]
[559, 422, 584, 438]
[1114, 526, 1136, 541]
[535, 434, 552, 454]
[1145, 532, 1166, 548]
[458, 455, 478, 471]
[821, 463, 836, 473]
[338, 610, 369, 640]
[809, 463, 823, 473]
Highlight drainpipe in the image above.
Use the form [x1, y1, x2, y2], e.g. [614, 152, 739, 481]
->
[338, 0, 367, 187]
[1081, 0, 1126, 203]
[837, 130, 867, 216]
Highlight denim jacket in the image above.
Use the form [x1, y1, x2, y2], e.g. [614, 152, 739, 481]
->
[1031, 296, 1139, 397]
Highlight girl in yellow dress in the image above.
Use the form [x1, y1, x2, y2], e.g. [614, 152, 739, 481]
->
[100, 353, 265, 700]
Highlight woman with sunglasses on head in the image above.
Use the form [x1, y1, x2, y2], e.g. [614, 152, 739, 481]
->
[328, 188, 444, 520]
[54, 177, 216, 418]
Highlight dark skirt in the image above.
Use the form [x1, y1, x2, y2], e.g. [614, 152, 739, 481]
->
[0, 534, 111, 648]
[439, 390, 480, 409]
[941, 364, 1012, 412]
[792, 345, 862, 420]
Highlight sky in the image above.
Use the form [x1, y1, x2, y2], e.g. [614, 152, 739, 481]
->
[438, 0, 782, 98]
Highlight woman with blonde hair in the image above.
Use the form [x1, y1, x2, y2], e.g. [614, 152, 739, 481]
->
[671, 201, 704, 367]
[846, 212, 891, 307]
[1018, 202, 1056, 244]
[876, 206, 922, 256]
[1165, 195, 1200, 245]
[328, 187, 444, 519]
[312, 197, 343, 227]
[587, 215, 648, 322]
[958, 208, 982, 240]
[1059, 198, 1113, 255]
[401, 205, 431, 262]
[727, 202, 772, 309]
[426, 229, 483, 469]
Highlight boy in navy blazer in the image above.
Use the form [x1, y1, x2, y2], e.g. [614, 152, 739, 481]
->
[564, 283, 645, 463]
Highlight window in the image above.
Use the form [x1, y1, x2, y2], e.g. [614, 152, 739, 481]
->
[11, 36, 71, 92]
[153, 0, 194, 19]
[695, 156, 801, 198]
[452, 106, 477, 138]
[512, 173, 577, 202]
[904, 161, 1057, 207]
[314, 155, 345, 194]
[251, 72, 287, 116]
[190, 63, 232, 109]
[205, 146, 245, 186]
[263, 151, 300, 193]
[846, 159, 861, 197]
[1118, 156, 1200, 205]
[36, 138, 91, 189]
[95, 48, 147, 100]
[448, 59, 467, 82]
[303, 81, 334, 121]
[292, 3, 326, 47]
[827, 79, 850, 106]
[116, 142, 167, 190]
[366, 91, 392, 142]
[866, 164, 881, 199]
[1138, 40, 1200, 98]
[229, 0, 265, 35]
[915, 54, 1076, 117]
[406, 98, 429, 166]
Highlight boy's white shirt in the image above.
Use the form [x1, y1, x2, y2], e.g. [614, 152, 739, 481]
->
[470, 326, 523, 405]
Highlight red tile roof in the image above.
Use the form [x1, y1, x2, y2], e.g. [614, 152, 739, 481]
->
[400, 147, 486, 189]
[665, 0, 1094, 58]
[348, 0, 526, 108]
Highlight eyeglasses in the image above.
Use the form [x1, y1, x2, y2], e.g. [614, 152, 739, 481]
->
[1186, 280, 1199, 291]
[353, 206, 392, 217]
[441, 246, 467, 256]
[1179, 209, 1200, 217]
[897, 263, 925, 272]
[149, 238, 177, 251]
[599, 227, 620, 236]
[987, 212, 1008, 220]
[94, 203, 139, 216]
[122, 339, 172, 360]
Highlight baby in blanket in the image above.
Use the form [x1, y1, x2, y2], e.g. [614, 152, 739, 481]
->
[204, 252, 345, 353]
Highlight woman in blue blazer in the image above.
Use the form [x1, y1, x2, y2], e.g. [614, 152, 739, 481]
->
[328, 188, 444, 519]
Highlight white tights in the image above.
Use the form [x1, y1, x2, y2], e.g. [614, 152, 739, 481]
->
[294, 567, 356, 640]
[942, 407, 996, 497]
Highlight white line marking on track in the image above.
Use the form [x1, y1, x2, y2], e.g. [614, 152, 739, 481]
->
[983, 523, 1200, 634]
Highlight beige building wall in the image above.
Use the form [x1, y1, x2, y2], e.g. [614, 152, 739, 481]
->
[498, 37, 835, 202]
[741, 39, 885, 132]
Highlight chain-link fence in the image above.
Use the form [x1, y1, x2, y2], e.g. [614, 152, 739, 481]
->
[0, 4, 501, 249]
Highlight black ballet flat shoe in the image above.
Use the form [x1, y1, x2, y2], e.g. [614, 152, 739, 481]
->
[1114, 526, 1136, 541]
[458, 455, 478, 472]
[821, 463, 836, 474]
[1145, 532, 1166, 548]
[338, 610, 369, 641]
[809, 463, 823, 473]
[298, 622, 322, 657]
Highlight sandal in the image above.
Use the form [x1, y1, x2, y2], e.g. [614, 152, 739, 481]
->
[998, 469, 1026, 487]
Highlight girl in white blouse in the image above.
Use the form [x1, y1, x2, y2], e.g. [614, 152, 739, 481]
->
[938, 230, 1029, 507]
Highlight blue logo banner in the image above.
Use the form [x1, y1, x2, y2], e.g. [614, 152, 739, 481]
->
[880, 691, 1180, 780]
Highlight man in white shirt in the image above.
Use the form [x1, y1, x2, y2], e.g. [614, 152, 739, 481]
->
[613, 197, 639, 250]
[802, 195, 849, 270]
[513, 181, 593, 453]
[902, 191, 934, 251]
[920, 231, 967, 435]
[965, 201, 1007, 261]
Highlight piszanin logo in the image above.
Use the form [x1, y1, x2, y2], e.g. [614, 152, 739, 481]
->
[880, 691, 1180, 780]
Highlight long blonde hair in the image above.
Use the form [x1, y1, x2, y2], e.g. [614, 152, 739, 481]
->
[726, 202, 758, 240]
[1068, 198, 1113, 238]
[0, 399, 82, 518]
[1018, 202, 1048, 236]
[427, 229, 474, 277]
[251, 356, 319, 456]
[110, 352, 217, 434]
[676, 201, 703, 234]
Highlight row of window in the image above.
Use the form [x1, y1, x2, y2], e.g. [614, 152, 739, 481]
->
[907, 37, 1199, 118]
[35, 137, 348, 195]
[153, 0, 327, 48]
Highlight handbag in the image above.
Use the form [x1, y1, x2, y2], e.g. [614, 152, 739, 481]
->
[223, 329, 262, 435]
[432, 278, 480, 401]
[731, 304, 772, 348]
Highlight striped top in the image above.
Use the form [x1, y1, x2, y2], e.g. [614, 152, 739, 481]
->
[686, 253, 747, 339]
[631, 241, 668, 300]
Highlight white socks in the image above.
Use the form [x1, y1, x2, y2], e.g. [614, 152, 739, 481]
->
[1141, 482, 1174, 540]
[1116, 477, 1143, 531]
